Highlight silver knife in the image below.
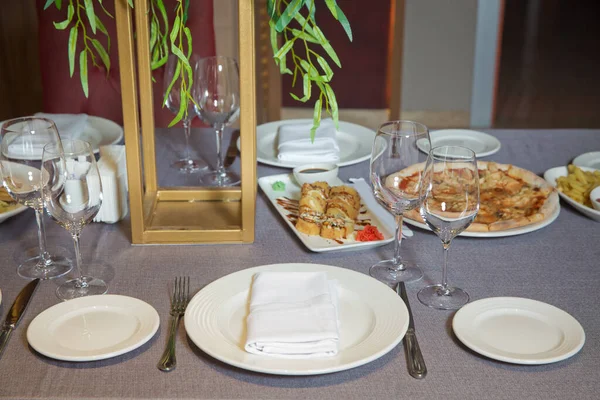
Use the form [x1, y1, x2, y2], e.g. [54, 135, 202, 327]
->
[0, 278, 41, 359]
[397, 282, 427, 379]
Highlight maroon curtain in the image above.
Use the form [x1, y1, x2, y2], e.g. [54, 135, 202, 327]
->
[36, 0, 216, 128]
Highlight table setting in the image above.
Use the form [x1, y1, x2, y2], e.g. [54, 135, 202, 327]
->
[0, 111, 598, 400]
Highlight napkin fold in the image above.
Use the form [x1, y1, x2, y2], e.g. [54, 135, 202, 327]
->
[349, 178, 414, 238]
[245, 271, 340, 358]
[277, 119, 340, 163]
[35, 113, 88, 140]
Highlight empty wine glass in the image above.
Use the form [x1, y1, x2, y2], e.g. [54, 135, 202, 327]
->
[41, 140, 107, 300]
[369, 121, 430, 285]
[193, 56, 240, 186]
[0, 117, 72, 280]
[164, 54, 208, 173]
[417, 146, 480, 310]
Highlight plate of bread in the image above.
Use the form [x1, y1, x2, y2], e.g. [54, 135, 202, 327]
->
[258, 174, 395, 252]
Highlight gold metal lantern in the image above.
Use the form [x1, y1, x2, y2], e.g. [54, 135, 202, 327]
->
[114, 0, 256, 244]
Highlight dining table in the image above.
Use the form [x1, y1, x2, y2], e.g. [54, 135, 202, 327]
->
[0, 126, 598, 400]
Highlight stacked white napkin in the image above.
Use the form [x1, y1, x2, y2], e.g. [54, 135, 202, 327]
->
[93, 145, 128, 223]
[245, 271, 340, 358]
[277, 119, 340, 163]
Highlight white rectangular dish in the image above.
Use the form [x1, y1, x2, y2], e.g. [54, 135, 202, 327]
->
[257, 174, 395, 252]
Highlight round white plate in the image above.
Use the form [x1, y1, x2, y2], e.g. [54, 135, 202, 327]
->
[417, 129, 501, 158]
[238, 119, 376, 168]
[453, 297, 585, 365]
[404, 205, 560, 238]
[27, 295, 159, 362]
[184, 263, 409, 375]
[544, 166, 600, 221]
[573, 151, 600, 170]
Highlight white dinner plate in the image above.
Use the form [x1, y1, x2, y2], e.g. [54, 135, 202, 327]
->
[0, 115, 123, 160]
[572, 151, 600, 170]
[417, 129, 501, 158]
[403, 205, 560, 238]
[544, 166, 600, 221]
[184, 263, 409, 375]
[257, 174, 395, 252]
[239, 119, 376, 168]
[453, 297, 585, 365]
[27, 295, 160, 362]
[0, 162, 36, 223]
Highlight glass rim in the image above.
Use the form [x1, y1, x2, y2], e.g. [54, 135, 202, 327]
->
[377, 120, 429, 137]
[1, 116, 58, 133]
[43, 139, 91, 157]
[429, 145, 476, 161]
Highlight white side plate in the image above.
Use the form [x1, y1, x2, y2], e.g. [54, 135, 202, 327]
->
[417, 129, 501, 158]
[258, 174, 395, 252]
[544, 166, 600, 221]
[239, 119, 376, 168]
[184, 263, 409, 375]
[27, 295, 159, 362]
[453, 297, 585, 365]
[572, 151, 600, 170]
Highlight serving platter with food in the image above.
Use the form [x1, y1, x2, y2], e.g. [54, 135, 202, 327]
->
[257, 174, 395, 252]
[544, 164, 600, 221]
[0, 187, 27, 223]
[398, 161, 560, 237]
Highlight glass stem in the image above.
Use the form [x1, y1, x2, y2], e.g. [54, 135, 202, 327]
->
[441, 242, 451, 292]
[392, 213, 405, 271]
[182, 119, 191, 161]
[215, 126, 225, 176]
[35, 209, 50, 265]
[71, 232, 87, 288]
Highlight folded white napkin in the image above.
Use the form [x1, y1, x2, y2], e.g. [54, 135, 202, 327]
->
[35, 113, 88, 140]
[245, 271, 340, 358]
[349, 178, 413, 238]
[277, 119, 340, 163]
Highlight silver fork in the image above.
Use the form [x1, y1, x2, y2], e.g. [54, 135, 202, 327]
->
[157, 276, 190, 372]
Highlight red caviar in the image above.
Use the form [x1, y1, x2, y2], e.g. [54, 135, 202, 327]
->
[356, 225, 384, 241]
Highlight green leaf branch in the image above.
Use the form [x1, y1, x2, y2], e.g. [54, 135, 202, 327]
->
[269, 0, 352, 140]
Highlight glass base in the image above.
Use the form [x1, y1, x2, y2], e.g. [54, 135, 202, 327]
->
[17, 254, 72, 280]
[56, 276, 108, 301]
[417, 284, 469, 310]
[369, 259, 423, 285]
[201, 170, 240, 186]
[171, 158, 208, 173]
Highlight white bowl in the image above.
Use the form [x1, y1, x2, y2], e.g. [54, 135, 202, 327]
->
[293, 163, 339, 186]
[590, 186, 600, 211]
[544, 166, 600, 221]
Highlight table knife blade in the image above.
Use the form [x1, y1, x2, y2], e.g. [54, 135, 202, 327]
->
[397, 282, 427, 379]
[0, 278, 40, 359]
[223, 129, 241, 168]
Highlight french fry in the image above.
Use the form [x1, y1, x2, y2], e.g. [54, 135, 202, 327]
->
[557, 165, 600, 208]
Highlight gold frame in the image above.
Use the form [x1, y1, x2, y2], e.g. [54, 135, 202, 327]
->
[114, 0, 256, 244]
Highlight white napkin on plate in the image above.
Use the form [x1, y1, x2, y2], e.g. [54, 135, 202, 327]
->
[35, 113, 88, 140]
[349, 178, 413, 238]
[245, 271, 340, 358]
[277, 119, 340, 163]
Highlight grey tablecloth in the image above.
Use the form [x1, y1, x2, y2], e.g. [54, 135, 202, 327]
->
[0, 128, 599, 400]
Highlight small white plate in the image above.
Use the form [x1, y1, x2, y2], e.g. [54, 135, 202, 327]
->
[453, 297, 585, 365]
[403, 205, 560, 238]
[239, 119, 376, 168]
[184, 263, 409, 375]
[27, 295, 159, 362]
[257, 174, 395, 252]
[544, 166, 600, 221]
[417, 129, 501, 158]
[573, 151, 600, 170]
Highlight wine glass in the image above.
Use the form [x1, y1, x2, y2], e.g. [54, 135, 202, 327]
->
[193, 56, 240, 186]
[0, 117, 72, 280]
[164, 54, 208, 173]
[369, 120, 430, 285]
[417, 145, 480, 310]
[41, 139, 107, 300]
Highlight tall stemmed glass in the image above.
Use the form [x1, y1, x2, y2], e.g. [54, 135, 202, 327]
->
[369, 121, 430, 285]
[164, 54, 208, 173]
[0, 117, 72, 280]
[193, 56, 240, 186]
[417, 146, 479, 310]
[41, 140, 107, 300]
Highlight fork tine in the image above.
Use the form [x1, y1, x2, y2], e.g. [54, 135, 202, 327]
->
[186, 276, 190, 304]
[171, 277, 178, 307]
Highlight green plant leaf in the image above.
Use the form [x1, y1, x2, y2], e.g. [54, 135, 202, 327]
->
[43, 0, 56, 10]
[269, 20, 278, 60]
[299, 59, 323, 82]
[79, 50, 89, 98]
[52, 3, 74, 30]
[289, 73, 311, 102]
[324, 0, 338, 18]
[267, 0, 276, 18]
[163, 61, 181, 107]
[95, 15, 110, 52]
[84, 0, 96, 34]
[183, 26, 193, 58]
[292, 12, 316, 37]
[313, 27, 341, 68]
[91, 39, 110, 71]
[290, 28, 319, 44]
[279, 54, 292, 75]
[336, 5, 353, 41]
[127, 0, 133, 8]
[315, 54, 333, 81]
[273, 39, 294, 62]
[170, 15, 180, 44]
[183, 0, 190, 24]
[149, 20, 158, 51]
[304, 0, 316, 22]
[275, 0, 302, 32]
[324, 83, 339, 129]
[68, 26, 78, 77]
[310, 98, 322, 142]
